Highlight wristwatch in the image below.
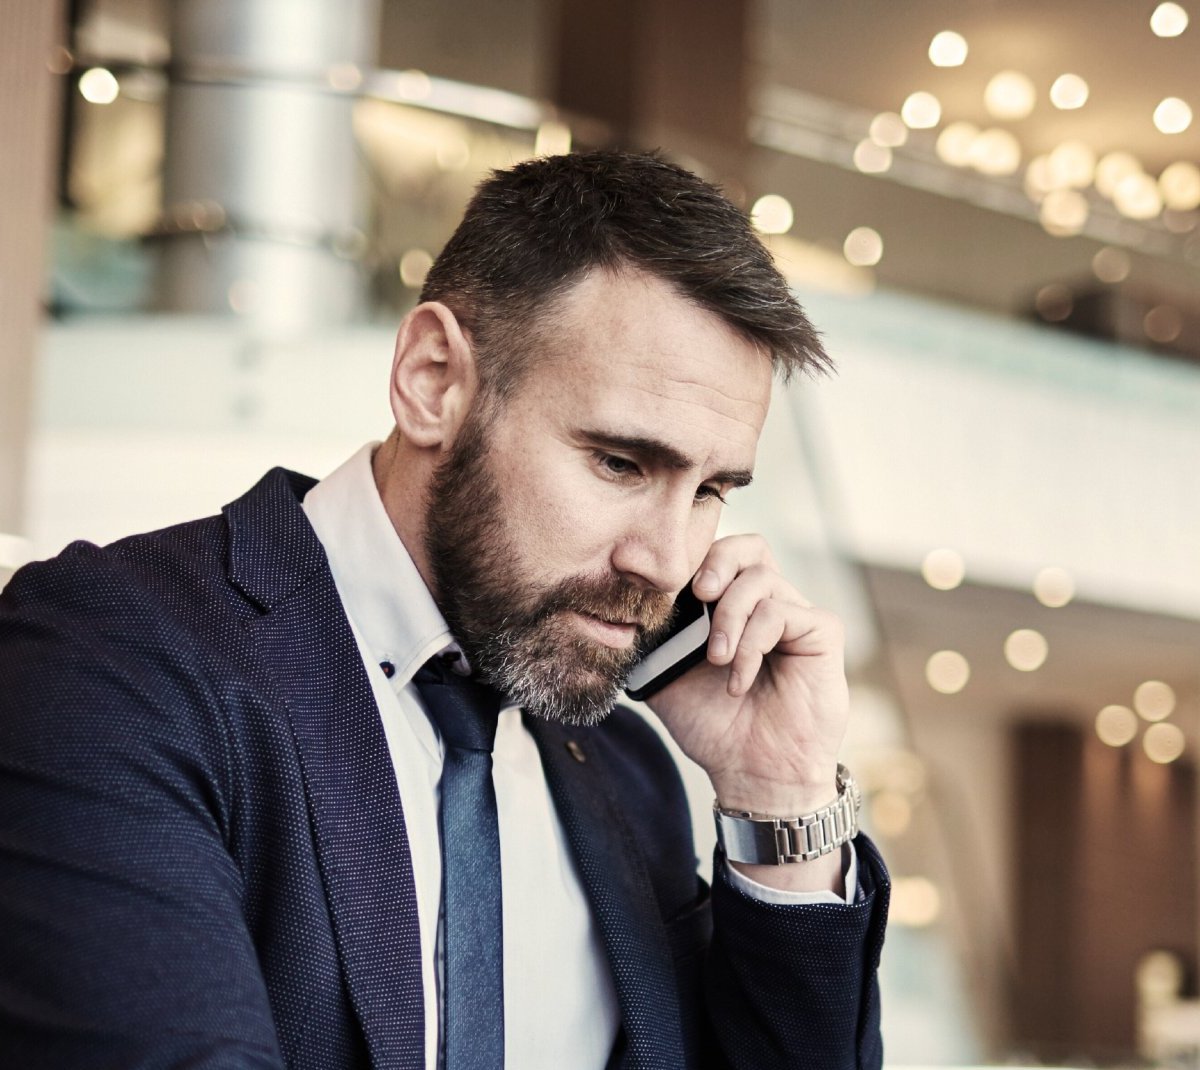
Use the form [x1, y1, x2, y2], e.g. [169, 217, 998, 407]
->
[714, 764, 862, 865]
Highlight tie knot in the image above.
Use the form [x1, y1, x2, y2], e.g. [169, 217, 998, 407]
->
[413, 654, 505, 752]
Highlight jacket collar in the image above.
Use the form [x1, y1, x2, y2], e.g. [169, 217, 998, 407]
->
[227, 468, 426, 1070]
[527, 716, 686, 1069]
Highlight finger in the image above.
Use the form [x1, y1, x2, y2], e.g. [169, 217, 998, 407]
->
[692, 534, 781, 602]
[706, 564, 809, 664]
[705, 563, 780, 664]
[727, 598, 790, 696]
[776, 605, 846, 659]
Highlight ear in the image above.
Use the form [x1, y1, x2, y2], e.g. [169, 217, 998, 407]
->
[388, 302, 478, 449]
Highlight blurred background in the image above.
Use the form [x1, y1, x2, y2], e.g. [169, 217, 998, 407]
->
[3, 1, 1200, 1065]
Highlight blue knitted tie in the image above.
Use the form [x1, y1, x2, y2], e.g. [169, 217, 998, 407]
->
[414, 655, 506, 1070]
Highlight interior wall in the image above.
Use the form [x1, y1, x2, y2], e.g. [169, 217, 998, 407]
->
[1013, 720, 1198, 1061]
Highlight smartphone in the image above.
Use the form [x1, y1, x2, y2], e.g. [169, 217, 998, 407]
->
[623, 583, 712, 701]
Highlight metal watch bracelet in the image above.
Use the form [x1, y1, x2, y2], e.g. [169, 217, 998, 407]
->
[713, 764, 862, 865]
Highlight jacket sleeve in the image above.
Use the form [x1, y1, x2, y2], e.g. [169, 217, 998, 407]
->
[704, 835, 889, 1070]
[0, 552, 285, 1069]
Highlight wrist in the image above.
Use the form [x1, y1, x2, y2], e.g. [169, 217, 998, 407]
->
[713, 764, 861, 867]
[710, 768, 839, 816]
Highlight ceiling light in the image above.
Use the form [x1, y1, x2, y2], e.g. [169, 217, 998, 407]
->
[984, 71, 1036, 120]
[1144, 722, 1186, 764]
[869, 111, 908, 147]
[399, 249, 434, 288]
[936, 121, 979, 166]
[843, 226, 883, 266]
[890, 876, 942, 927]
[1154, 97, 1193, 134]
[1151, 2, 1189, 36]
[79, 67, 120, 105]
[1034, 284, 1073, 321]
[750, 194, 794, 235]
[853, 139, 893, 174]
[1024, 155, 1058, 201]
[1160, 161, 1200, 209]
[1096, 705, 1138, 747]
[534, 121, 572, 157]
[1033, 565, 1076, 606]
[393, 69, 432, 101]
[1092, 246, 1132, 283]
[436, 137, 471, 171]
[1047, 140, 1096, 188]
[1095, 152, 1144, 198]
[922, 548, 965, 590]
[1050, 73, 1089, 110]
[928, 30, 968, 67]
[1145, 305, 1183, 343]
[1040, 189, 1089, 236]
[1134, 680, 1177, 721]
[1004, 629, 1048, 672]
[1114, 172, 1163, 218]
[1163, 209, 1199, 233]
[901, 91, 942, 129]
[926, 650, 970, 694]
[327, 63, 363, 92]
[869, 791, 913, 838]
[969, 128, 1021, 175]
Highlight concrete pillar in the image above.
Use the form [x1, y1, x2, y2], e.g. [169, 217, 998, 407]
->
[0, 0, 63, 547]
[157, 0, 379, 337]
[552, 0, 750, 189]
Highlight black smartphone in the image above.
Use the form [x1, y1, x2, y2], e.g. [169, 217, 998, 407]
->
[623, 584, 712, 701]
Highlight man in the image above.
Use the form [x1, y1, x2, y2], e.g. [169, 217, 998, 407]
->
[0, 151, 887, 1068]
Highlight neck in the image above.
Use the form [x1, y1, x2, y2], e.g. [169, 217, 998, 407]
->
[372, 434, 440, 598]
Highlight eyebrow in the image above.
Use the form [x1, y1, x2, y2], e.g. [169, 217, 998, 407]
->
[578, 428, 755, 488]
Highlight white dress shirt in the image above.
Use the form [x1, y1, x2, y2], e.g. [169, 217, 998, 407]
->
[302, 444, 855, 1070]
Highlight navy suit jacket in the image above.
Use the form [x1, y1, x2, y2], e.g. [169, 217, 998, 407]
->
[0, 468, 888, 1068]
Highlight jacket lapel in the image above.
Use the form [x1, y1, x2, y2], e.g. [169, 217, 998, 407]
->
[226, 469, 425, 1070]
[526, 717, 685, 1070]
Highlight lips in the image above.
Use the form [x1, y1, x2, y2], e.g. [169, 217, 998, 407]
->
[570, 612, 639, 649]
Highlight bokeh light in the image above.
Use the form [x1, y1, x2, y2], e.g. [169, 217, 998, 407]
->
[79, 67, 120, 105]
[926, 650, 970, 694]
[928, 31, 969, 67]
[751, 194, 794, 235]
[1154, 97, 1193, 134]
[1033, 565, 1076, 607]
[985, 71, 1036, 120]
[1144, 722, 1186, 764]
[922, 548, 966, 590]
[1092, 247, 1132, 284]
[1096, 705, 1139, 747]
[902, 91, 942, 129]
[1004, 629, 1048, 672]
[843, 226, 884, 266]
[1151, 2, 1189, 36]
[1134, 680, 1177, 721]
[1050, 74, 1090, 110]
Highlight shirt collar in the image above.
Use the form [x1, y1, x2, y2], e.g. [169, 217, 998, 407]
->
[301, 443, 456, 687]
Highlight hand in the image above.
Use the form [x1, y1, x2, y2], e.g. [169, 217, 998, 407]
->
[645, 534, 850, 818]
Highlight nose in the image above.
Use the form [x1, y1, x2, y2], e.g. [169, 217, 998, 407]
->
[609, 500, 701, 595]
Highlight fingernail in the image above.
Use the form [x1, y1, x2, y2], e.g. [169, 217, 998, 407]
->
[728, 671, 742, 696]
[697, 569, 719, 593]
[710, 632, 728, 658]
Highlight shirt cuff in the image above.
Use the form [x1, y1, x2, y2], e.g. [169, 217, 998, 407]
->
[723, 842, 859, 905]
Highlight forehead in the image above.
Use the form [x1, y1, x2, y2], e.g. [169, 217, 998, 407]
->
[526, 269, 773, 448]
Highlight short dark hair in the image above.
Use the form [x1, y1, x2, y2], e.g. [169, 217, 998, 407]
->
[420, 150, 829, 396]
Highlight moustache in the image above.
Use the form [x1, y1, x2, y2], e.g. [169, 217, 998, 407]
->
[532, 573, 676, 639]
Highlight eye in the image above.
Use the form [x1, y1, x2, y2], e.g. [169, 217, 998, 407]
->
[695, 484, 729, 505]
[596, 452, 642, 479]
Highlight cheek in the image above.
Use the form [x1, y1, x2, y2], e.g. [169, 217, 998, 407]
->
[506, 456, 612, 569]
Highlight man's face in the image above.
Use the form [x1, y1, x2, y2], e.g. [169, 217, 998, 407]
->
[425, 269, 773, 725]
